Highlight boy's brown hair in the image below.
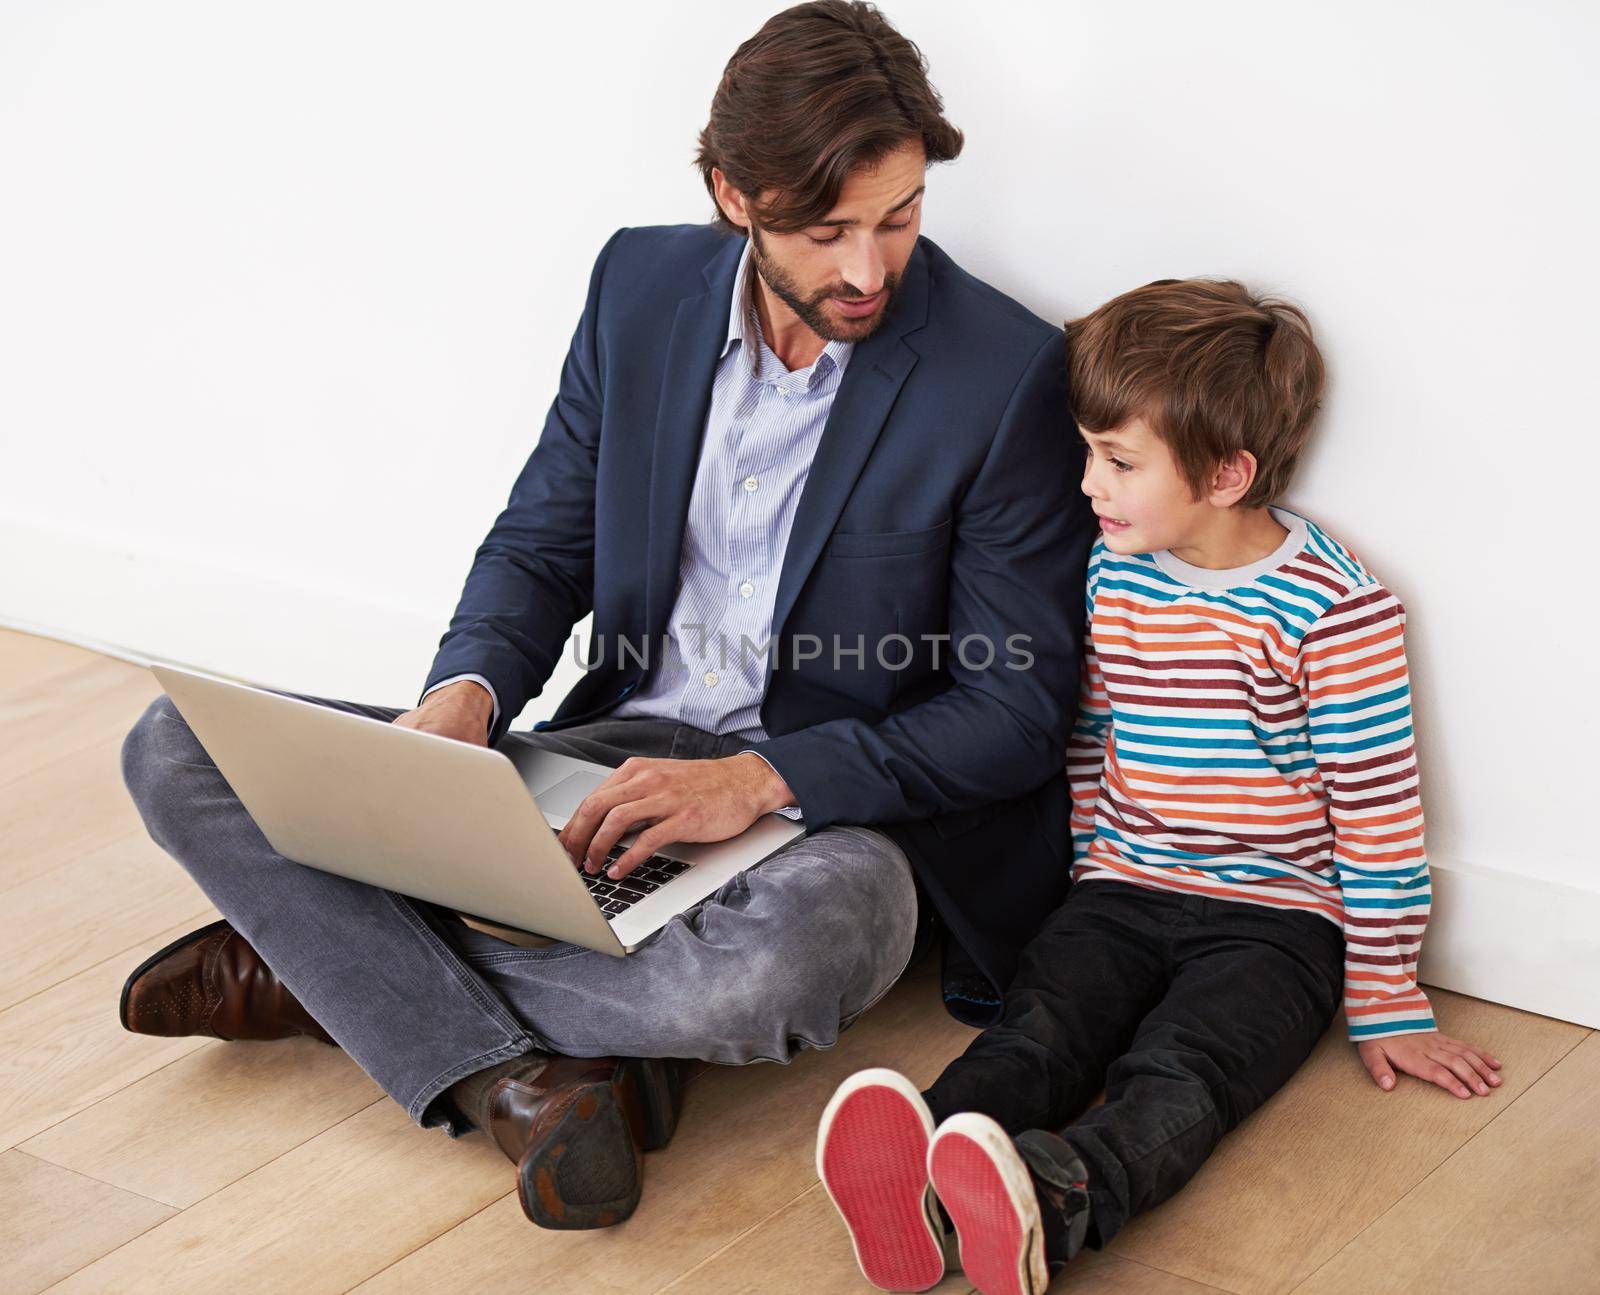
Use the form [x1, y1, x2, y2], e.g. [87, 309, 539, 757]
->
[695, 1, 963, 234]
[1065, 279, 1326, 508]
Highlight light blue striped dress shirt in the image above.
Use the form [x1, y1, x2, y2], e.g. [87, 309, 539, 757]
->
[611, 238, 853, 740]
[428, 239, 849, 815]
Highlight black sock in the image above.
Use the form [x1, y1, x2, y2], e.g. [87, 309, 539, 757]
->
[446, 1050, 550, 1133]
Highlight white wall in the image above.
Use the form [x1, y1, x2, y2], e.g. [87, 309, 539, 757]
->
[3, 2, 1595, 1017]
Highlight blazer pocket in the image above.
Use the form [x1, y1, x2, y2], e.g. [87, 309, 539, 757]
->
[828, 518, 952, 559]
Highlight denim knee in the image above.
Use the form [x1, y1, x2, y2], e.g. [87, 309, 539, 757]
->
[669, 947, 868, 1062]
[754, 830, 917, 1040]
[120, 695, 213, 843]
[656, 830, 917, 1062]
[123, 692, 201, 767]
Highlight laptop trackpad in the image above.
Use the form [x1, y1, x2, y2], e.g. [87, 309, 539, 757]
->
[535, 770, 610, 821]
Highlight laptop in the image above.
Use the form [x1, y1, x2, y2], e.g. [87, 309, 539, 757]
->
[150, 662, 806, 956]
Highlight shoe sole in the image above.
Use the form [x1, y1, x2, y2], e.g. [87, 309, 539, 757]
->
[117, 918, 232, 1032]
[927, 1114, 1049, 1295]
[517, 1063, 646, 1230]
[816, 1068, 945, 1292]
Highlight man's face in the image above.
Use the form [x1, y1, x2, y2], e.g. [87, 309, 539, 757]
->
[743, 140, 927, 343]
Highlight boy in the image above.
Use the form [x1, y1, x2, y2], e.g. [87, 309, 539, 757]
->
[813, 279, 1501, 1294]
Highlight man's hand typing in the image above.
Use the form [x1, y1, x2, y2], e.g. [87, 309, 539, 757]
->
[558, 753, 797, 880]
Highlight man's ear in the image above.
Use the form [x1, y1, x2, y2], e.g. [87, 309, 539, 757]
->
[1208, 450, 1259, 508]
[710, 167, 752, 231]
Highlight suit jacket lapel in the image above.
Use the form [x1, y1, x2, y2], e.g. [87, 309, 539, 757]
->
[768, 242, 930, 646]
[644, 235, 744, 646]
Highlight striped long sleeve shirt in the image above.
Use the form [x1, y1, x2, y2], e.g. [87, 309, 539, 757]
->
[1066, 509, 1435, 1041]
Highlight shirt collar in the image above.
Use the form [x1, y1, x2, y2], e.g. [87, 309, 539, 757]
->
[720, 237, 853, 390]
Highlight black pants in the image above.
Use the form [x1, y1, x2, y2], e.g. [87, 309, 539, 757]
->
[924, 880, 1344, 1248]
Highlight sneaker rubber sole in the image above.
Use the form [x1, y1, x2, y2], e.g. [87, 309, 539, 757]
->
[816, 1068, 945, 1292]
[927, 1113, 1048, 1295]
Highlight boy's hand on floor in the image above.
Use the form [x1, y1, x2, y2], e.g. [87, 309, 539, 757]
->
[1358, 1032, 1503, 1098]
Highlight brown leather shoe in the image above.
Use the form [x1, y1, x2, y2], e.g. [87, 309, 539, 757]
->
[119, 919, 335, 1045]
[488, 1054, 686, 1229]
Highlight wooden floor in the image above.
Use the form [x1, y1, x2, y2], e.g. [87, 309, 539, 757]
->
[3, 626, 1597, 1294]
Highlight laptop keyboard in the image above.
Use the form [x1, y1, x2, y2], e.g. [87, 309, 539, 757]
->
[576, 849, 692, 918]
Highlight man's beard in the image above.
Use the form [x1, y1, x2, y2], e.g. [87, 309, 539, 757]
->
[749, 225, 901, 343]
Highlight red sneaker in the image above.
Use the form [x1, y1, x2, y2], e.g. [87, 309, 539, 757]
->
[926, 1113, 1049, 1295]
[817, 1069, 946, 1292]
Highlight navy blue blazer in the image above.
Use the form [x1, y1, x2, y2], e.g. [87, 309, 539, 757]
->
[423, 224, 1096, 1022]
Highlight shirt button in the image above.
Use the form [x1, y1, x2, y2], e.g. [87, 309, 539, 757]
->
[743, 476, 759, 492]
[739, 580, 755, 599]
[704, 671, 720, 687]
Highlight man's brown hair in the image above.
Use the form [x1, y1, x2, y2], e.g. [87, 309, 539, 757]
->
[1066, 279, 1326, 508]
[696, 1, 963, 234]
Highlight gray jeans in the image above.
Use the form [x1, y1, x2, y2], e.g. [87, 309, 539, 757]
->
[121, 692, 919, 1134]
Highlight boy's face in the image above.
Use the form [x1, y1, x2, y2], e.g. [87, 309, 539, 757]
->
[1080, 418, 1211, 556]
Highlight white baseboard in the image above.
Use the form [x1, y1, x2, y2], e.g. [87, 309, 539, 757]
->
[1422, 860, 1599, 1029]
[4, 519, 1597, 1030]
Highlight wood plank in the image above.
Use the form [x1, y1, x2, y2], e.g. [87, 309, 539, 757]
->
[1105, 992, 1588, 1294]
[349, 956, 979, 1295]
[658, 1181, 1223, 1294]
[22, 1035, 383, 1208]
[45, 1100, 510, 1295]
[1044, 1253, 1225, 1294]
[0, 1149, 174, 1295]
[0, 734, 153, 892]
[0, 917, 219, 1151]
[654, 1184, 970, 1294]
[0, 629, 109, 696]
[1296, 1029, 1600, 1293]
[0, 659, 159, 794]
[0, 830, 211, 1009]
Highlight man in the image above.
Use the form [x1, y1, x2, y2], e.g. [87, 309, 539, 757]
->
[119, 0, 1095, 1231]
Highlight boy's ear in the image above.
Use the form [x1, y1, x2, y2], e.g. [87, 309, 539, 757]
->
[1208, 451, 1259, 508]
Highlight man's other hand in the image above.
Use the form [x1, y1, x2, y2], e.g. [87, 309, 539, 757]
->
[559, 753, 797, 879]
[391, 680, 493, 747]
